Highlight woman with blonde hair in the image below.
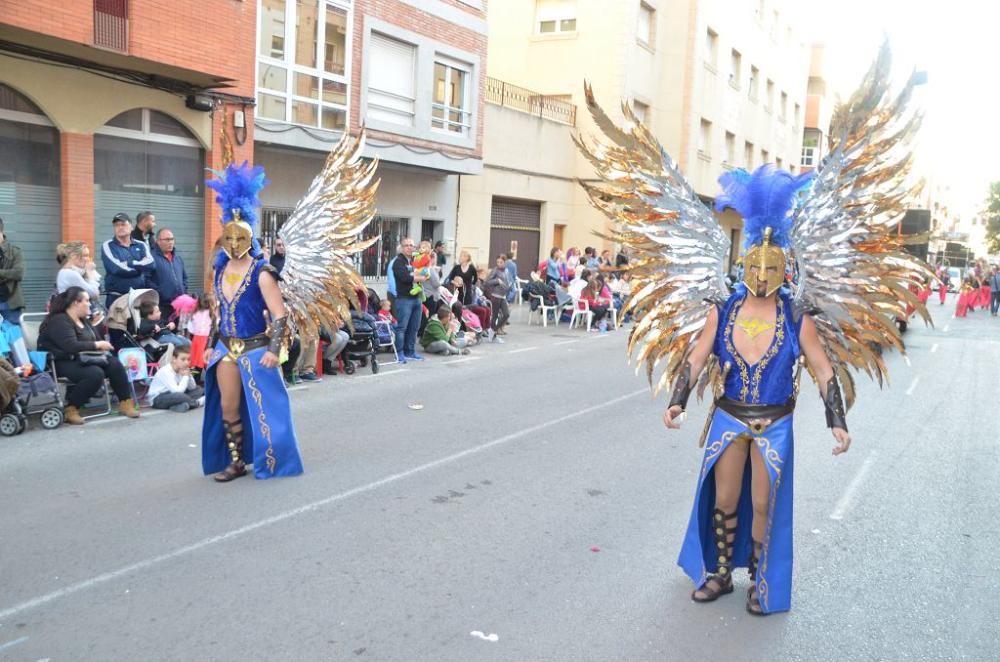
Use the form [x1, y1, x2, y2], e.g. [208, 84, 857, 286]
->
[56, 241, 102, 300]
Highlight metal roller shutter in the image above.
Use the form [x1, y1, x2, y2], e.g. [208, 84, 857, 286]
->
[0, 182, 61, 311]
[489, 198, 540, 278]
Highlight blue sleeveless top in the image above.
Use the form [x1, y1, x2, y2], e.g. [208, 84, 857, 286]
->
[215, 258, 270, 338]
[713, 286, 802, 405]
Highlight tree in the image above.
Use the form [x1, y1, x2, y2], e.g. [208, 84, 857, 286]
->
[985, 181, 1000, 255]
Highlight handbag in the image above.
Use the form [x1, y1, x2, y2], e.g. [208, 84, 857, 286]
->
[78, 351, 109, 367]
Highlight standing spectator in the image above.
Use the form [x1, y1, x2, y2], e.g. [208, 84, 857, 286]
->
[434, 240, 448, 269]
[0, 217, 25, 326]
[390, 237, 426, 363]
[990, 266, 1000, 317]
[545, 248, 565, 286]
[132, 211, 156, 246]
[485, 255, 511, 341]
[187, 291, 217, 380]
[56, 241, 102, 300]
[447, 250, 479, 306]
[37, 287, 138, 424]
[503, 253, 519, 303]
[270, 237, 286, 274]
[615, 249, 629, 270]
[565, 247, 581, 276]
[150, 228, 188, 322]
[101, 213, 155, 307]
[146, 346, 204, 412]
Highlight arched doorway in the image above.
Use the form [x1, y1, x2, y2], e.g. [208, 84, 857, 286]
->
[94, 109, 206, 291]
[0, 83, 61, 310]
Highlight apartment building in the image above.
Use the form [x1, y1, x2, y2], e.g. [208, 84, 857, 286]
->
[253, 0, 487, 281]
[800, 43, 833, 173]
[0, 1, 256, 307]
[484, 0, 810, 267]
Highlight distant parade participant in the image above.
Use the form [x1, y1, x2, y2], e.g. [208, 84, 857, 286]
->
[938, 267, 950, 305]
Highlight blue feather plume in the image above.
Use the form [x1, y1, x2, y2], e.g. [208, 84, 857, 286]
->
[714, 164, 814, 249]
[205, 161, 269, 228]
[206, 161, 269, 269]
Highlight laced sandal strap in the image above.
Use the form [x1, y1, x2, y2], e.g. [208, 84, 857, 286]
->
[213, 460, 247, 483]
[691, 572, 734, 603]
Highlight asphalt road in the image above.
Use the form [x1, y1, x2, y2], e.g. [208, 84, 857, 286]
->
[1, 296, 997, 661]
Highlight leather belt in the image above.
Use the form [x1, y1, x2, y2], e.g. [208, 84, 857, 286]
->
[716, 398, 795, 435]
[220, 334, 268, 358]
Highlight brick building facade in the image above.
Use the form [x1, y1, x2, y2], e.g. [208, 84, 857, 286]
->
[0, 1, 257, 306]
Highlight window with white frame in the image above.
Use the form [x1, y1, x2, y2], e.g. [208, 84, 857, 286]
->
[256, 0, 351, 131]
[432, 57, 472, 135]
[705, 28, 718, 68]
[632, 99, 649, 123]
[535, 0, 577, 34]
[367, 32, 418, 126]
[729, 49, 742, 88]
[801, 145, 816, 167]
[699, 118, 712, 156]
[724, 131, 735, 164]
[637, 2, 655, 48]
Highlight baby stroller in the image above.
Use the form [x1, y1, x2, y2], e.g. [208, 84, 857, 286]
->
[341, 311, 379, 374]
[0, 358, 65, 435]
[106, 289, 169, 368]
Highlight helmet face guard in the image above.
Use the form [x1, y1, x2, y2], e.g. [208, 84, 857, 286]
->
[222, 219, 254, 260]
[742, 227, 786, 297]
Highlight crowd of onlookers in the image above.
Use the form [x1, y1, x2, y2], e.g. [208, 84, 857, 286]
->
[0, 209, 633, 429]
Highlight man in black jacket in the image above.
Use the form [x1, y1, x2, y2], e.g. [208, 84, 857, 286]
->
[0, 217, 25, 325]
[390, 237, 426, 363]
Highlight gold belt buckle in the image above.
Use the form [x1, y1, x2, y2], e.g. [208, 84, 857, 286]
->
[747, 418, 772, 435]
[227, 338, 245, 360]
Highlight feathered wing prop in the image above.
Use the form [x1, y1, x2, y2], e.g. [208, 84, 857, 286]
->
[574, 82, 731, 396]
[790, 40, 934, 409]
[278, 132, 380, 337]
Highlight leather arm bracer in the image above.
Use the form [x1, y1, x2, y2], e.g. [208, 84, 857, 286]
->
[668, 362, 693, 411]
[823, 375, 848, 432]
[267, 316, 290, 355]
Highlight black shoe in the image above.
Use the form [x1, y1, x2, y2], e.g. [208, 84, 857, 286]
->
[299, 372, 321, 382]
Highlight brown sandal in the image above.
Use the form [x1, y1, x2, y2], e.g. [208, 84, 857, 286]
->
[692, 508, 737, 603]
[746, 539, 765, 615]
[214, 420, 247, 483]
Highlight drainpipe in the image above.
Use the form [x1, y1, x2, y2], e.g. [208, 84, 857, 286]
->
[454, 174, 462, 257]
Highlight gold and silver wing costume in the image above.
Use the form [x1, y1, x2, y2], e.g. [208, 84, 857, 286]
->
[278, 133, 380, 337]
[574, 83, 731, 397]
[577, 41, 933, 408]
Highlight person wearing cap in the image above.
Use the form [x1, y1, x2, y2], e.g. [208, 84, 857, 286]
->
[101, 212, 156, 307]
[0, 217, 25, 325]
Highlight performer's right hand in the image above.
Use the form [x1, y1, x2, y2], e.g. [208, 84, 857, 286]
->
[663, 405, 684, 430]
[203, 348, 214, 366]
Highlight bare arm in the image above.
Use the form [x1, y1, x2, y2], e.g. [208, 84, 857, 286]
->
[799, 314, 852, 455]
[663, 306, 718, 428]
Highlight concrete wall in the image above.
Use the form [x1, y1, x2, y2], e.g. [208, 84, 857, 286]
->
[457, 104, 609, 268]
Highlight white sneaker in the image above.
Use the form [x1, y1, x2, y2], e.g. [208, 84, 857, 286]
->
[494, 335, 505, 344]
[486, 329, 495, 341]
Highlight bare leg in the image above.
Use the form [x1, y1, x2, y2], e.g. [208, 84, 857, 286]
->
[746, 441, 771, 614]
[214, 360, 247, 482]
[693, 436, 749, 601]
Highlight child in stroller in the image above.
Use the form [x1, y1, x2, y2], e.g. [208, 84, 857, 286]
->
[106, 289, 172, 366]
[0, 357, 65, 435]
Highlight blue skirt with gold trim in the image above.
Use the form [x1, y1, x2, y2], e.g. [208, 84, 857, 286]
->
[201, 341, 304, 479]
[677, 408, 794, 614]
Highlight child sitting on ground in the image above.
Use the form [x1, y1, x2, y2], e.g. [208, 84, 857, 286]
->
[138, 301, 191, 348]
[420, 305, 470, 356]
[146, 346, 204, 412]
[376, 298, 396, 325]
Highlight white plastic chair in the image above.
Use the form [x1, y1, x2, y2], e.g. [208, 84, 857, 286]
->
[515, 277, 528, 305]
[606, 300, 619, 330]
[568, 297, 593, 331]
[528, 294, 562, 327]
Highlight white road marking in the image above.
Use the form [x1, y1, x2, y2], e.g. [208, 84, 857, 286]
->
[508, 347, 538, 354]
[930, 343, 939, 353]
[0, 637, 28, 652]
[0, 388, 647, 621]
[355, 368, 406, 380]
[943, 324, 950, 332]
[286, 385, 309, 392]
[905, 376, 920, 396]
[443, 356, 481, 365]
[470, 631, 499, 642]
[86, 409, 166, 427]
[553, 339, 579, 346]
[830, 451, 879, 521]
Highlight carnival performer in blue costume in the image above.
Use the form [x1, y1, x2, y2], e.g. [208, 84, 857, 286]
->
[202, 134, 380, 482]
[577, 42, 932, 614]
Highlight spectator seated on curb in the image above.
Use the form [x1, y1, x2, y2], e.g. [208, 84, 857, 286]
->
[420, 305, 469, 356]
[137, 301, 191, 349]
[146, 346, 204, 412]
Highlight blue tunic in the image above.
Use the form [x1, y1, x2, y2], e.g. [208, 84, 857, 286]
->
[677, 286, 803, 613]
[201, 258, 303, 479]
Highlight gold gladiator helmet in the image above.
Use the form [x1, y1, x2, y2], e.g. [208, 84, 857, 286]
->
[742, 227, 787, 298]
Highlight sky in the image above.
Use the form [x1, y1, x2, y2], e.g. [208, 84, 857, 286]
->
[799, 0, 997, 218]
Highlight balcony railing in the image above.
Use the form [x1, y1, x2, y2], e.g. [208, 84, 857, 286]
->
[94, 0, 129, 52]
[485, 77, 576, 126]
